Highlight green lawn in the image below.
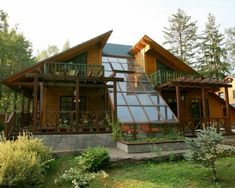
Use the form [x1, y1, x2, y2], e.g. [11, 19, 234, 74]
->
[45, 155, 235, 188]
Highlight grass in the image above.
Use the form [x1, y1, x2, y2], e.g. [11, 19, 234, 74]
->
[44, 155, 235, 188]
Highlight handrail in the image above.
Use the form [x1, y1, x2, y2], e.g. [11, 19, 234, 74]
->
[43, 62, 104, 77]
[149, 70, 200, 85]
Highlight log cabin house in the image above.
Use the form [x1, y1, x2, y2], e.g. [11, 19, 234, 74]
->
[1, 30, 234, 138]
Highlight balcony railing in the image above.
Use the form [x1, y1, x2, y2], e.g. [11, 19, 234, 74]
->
[149, 70, 200, 85]
[43, 62, 104, 77]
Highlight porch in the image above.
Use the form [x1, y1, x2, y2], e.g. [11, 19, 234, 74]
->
[155, 76, 233, 136]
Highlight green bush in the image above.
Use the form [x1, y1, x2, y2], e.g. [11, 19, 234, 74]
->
[0, 132, 53, 187]
[76, 147, 110, 172]
[14, 132, 52, 164]
[184, 127, 225, 181]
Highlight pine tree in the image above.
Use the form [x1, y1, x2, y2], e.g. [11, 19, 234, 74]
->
[163, 9, 199, 67]
[225, 26, 235, 75]
[199, 14, 230, 79]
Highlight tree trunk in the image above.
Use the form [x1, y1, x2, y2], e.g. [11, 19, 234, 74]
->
[211, 164, 217, 182]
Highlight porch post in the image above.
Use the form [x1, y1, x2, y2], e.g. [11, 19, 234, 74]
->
[39, 83, 44, 130]
[21, 92, 25, 113]
[224, 86, 231, 134]
[113, 80, 117, 122]
[201, 88, 206, 129]
[32, 77, 38, 132]
[175, 85, 182, 132]
[75, 78, 80, 126]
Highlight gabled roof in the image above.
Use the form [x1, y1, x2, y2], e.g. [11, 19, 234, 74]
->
[129, 35, 196, 74]
[103, 43, 132, 58]
[1, 30, 113, 84]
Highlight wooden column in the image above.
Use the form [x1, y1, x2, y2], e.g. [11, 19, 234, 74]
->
[27, 97, 31, 114]
[39, 83, 44, 130]
[201, 88, 207, 129]
[113, 81, 117, 122]
[21, 93, 25, 113]
[75, 78, 80, 126]
[176, 86, 182, 132]
[224, 86, 231, 134]
[32, 77, 38, 132]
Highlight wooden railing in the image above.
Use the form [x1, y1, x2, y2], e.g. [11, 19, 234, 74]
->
[182, 117, 227, 136]
[37, 111, 111, 133]
[43, 62, 104, 77]
[149, 70, 199, 85]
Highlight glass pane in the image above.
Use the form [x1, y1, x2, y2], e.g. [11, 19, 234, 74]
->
[103, 62, 112, 71]
[167, 107, 175, 120]
[112, 63, 123, 70]
[102, 57, 108, 62]
[122, 92, 140, 105]
[116, 73, 126, 79]
[118, 58, 128, 63]
[136, 94, 153, 105]
[129, 107, 148, 122]
[108, 57, 119, 63]
[117, 93, 126, 105]
[104, 71, 112, 77]
[141, 82, 154, 91]
[144, 107, 160, 122]
[121, 63, 135, 71]
[149, 93, 166, 105]
[117, 106, 134, 123]
[159, 106, 167, 120]
[118, 82, 134, 92]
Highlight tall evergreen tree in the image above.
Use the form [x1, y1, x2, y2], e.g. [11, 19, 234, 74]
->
[198, 14, 229, 79]
[225, 26, 235, 75]
[163, 9, 199, 67]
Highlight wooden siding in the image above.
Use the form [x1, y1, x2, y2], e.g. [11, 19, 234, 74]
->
[87, 44, 102, 65]
[145, 53, 156, 74]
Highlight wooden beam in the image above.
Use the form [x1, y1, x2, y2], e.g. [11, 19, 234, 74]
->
[32, 77, 38, 131]
[201, 88, 206, 119]
[75, 78, 80, 126]
[113, 81, 117, 122]
[224, 86, 231, 134]
[175, 86, 182, 132]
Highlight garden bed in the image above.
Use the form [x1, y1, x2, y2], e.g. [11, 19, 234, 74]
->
[117, 140, 187, 153]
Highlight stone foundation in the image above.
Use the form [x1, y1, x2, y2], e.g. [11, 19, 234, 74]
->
[34, 133, 115, 153]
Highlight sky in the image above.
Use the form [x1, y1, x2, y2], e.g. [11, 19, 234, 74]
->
[0, 0, 235, 55]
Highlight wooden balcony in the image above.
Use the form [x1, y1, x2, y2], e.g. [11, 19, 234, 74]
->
[149, 70, 200, 85]
[43, 62, 104, 77]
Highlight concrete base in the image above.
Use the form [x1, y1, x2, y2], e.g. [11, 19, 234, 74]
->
[117, 140, 187, 153]
[34, 133, 115, 153]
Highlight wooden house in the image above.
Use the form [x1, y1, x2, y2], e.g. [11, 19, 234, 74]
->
[1, 31, 234, 138]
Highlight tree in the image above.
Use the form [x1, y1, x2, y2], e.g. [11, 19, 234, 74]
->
[198, 14, 230, 79]
[225, 26, 235, 75]
[63, 40, 70, 51]
[36, 45, 59, 61]
[163, 9, 199, 67]
[0, 10, 35, 112]
[184, 127, 225, 182]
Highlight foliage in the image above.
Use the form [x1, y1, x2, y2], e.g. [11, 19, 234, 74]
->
[0, 132, 52, 187]
[163, 9, 199, 67]
[14, 131, 53, 164]
[184, 126, 225, 181]
[55, 168, 108, 188]
[75, 146, 110, 172]
[225, 26, 235, 75]
[106, 116, 123, 141]
[198, 13, 230, 79]
[0, 10, 35, 112]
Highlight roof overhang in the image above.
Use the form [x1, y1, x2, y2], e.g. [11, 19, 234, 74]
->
[1, 30, 113, 85]
[129, 35, 196, 74]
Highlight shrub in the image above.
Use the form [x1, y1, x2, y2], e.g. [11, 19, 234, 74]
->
[184, 127, 225, 181]
[14, 132, 52, 164]
[106, 116, 123, 141]
[76, 147, 110, 172]
[55, 168, 108, 188]
[0, 141, 43, 187]
[0, 132, 52, 187]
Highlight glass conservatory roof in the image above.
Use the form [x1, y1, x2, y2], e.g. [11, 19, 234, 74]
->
[102, 56, 178, 124]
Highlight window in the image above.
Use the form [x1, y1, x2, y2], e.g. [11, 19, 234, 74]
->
[233, 90, 235, 99]
[60, 96, 74, 111]
[79, 96, 87, 111]
[156, 60, 172, 71]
